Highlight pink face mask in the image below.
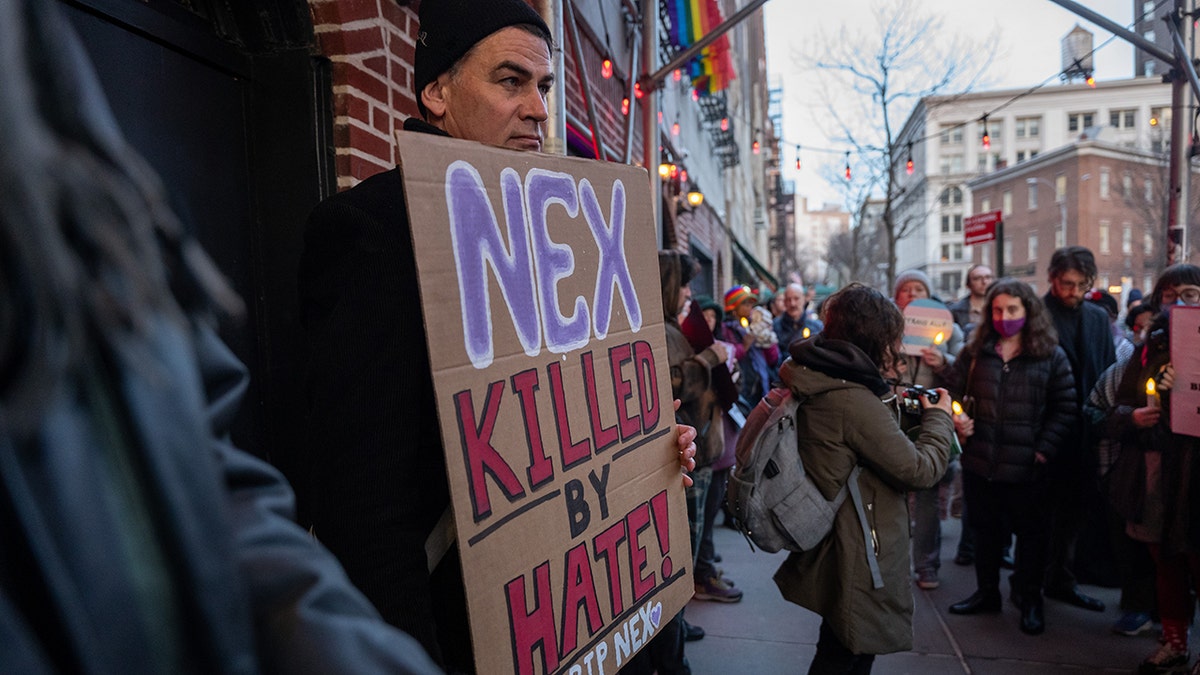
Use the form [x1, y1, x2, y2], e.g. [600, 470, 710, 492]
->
[993, 317, 1025, 338]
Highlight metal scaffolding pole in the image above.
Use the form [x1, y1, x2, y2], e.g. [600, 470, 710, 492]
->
[539, 0, 568, 155]
[641, 0, 661, 247]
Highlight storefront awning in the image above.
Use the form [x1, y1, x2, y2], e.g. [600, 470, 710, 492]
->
[731, 236, 778, 291]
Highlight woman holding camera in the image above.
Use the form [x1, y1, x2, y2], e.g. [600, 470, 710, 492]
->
[941, 279, 1077, 635]
[774, 283, 954, 674]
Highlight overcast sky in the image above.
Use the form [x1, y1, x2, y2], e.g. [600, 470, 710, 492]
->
[763, 0, 1136, 205]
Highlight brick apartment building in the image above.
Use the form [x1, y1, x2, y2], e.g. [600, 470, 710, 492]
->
[967, 137, 1198, 303]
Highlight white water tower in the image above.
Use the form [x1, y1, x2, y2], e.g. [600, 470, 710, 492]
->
[1061, 24, 1094, 83]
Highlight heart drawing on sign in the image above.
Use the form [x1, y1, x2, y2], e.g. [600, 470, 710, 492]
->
[650, 602, 662, 628]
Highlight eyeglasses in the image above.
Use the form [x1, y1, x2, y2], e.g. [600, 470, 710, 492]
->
[1174, 285, 1200, 306]
[1054, 278, 1093, 293]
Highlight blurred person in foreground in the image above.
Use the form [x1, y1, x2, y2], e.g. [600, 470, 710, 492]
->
[0, 1, 440, 672]
[773, 283, 954, 674]
[944, 279, 1077, 636]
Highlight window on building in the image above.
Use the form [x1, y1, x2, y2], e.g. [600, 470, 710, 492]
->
[940, 271, 962, 294]
[1016, 149, 1040, 163]
[978, 125, 1001, 143]
[1068, 112, 1095, 132]
[1002, 190, 1013, 216]
[940, 125, 963, 145]
[1145, 29, 1156, 44]
[981, 197, 991, 212]
[1122, 224, 1133, 254]
[1109, 109, 1137, 129]
[1028, 183, 1039, 209]
[939, 155, 964, 174]
[1145, 178, 1154, 203]
[1150, 106, 1170, 131]
[1099, 221, 1110, 254]
[1143, 0, 1155, 16]
[1028, 233, 1038, 262]
[1144, 229, 1154, 255]
[1100, 168, 1110, 199]
[1003, 239, 1013, 265]
[1015, 116, 1041, 138]
[1145, 274, 1154, 293]
[1123, 173, 1133, 199]
[1055, 175, 1067, 202]
[939, 186, 963, 206]
[941, 214, 963, 233]
[1144, 61, 1156, 77]
[939, 244, 964, 262]
[1056, 228, 1065, 249]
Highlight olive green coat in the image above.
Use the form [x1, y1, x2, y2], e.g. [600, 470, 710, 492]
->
[773, 359, 953, 655]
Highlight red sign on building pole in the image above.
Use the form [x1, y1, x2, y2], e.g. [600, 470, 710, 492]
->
[964, 210, 1002, 246]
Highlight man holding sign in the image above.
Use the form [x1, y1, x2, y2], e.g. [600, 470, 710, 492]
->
[296, 1, 696, 672]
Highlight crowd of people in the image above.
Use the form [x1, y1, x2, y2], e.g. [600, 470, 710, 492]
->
[662, 254, 1198, 675]
[4, 0, 1198, 673]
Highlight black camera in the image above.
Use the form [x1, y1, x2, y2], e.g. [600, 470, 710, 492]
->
[900, 384, 940, 417]
[1146, 327, 1168, 354]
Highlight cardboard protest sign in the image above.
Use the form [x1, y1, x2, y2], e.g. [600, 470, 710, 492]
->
[395, 131, 693, 675]
[901, 299, 955, 356]
[1170, 305, 1200, 438]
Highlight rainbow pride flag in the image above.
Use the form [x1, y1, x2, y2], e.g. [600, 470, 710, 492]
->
[665, 0, 735, 96]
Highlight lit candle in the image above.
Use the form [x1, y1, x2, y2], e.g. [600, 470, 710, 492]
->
[1146, 378, 1160, 409]
[951, 400, 963, 416]
[802, 327, 811, 339]
[933, 331, 945, 346]
[740, 316, 749, 328]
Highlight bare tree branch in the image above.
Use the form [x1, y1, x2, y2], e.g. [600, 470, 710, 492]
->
[794, 0, 997, 286]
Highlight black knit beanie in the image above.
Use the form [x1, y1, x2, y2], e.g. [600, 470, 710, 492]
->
[415, 0, 550, 95]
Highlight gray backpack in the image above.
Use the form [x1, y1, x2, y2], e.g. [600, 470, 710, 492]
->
[726, 386, 883, 588]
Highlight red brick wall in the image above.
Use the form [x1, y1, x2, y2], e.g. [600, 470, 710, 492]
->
[308, 0, 643, 189]
[562, 24, 642, 162]
[310, 0, 420, 189]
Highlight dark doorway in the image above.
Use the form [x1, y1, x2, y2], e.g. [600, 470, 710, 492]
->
[59, 0, 334, 484]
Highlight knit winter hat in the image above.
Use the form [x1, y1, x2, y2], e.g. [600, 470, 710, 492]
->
[724, 285, 757, 313]
[1127, 288, 1144, 308]
[1084, 288, 1119, 319]
[695, 294, 725, 323]
[415, 0, 550, 96]
[893, 269, 932, 300]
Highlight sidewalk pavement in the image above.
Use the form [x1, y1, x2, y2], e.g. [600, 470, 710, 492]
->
[684, 516, 1162, 674]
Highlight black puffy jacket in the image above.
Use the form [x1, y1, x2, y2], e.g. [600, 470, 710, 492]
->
[943, 343, 1077, 483]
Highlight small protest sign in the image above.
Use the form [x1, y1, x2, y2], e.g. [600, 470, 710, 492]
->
[1170, 305, 1200, 438]
[901, 298, 955, 356]
[396, 132, 693, 675]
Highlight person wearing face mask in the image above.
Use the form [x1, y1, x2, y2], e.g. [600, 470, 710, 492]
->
[943, 279, 1077, 636]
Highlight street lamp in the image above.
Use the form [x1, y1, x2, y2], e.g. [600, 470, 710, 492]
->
[1026, 176, 1066, 248]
